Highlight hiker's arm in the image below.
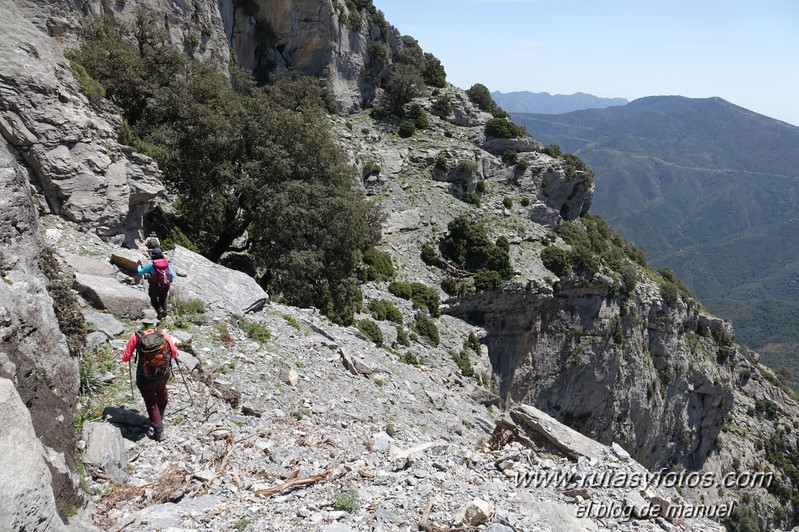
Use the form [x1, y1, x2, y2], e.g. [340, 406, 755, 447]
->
[168, 264, 175, 282]
[137, 262, 154, 276]
[121, 334, 137, 362]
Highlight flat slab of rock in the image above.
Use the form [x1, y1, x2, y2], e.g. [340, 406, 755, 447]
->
[167, 245, 269, 317]
[61, 252, 116, 277]
[83, 309, 124, 338]
[73, 272, 150, 319]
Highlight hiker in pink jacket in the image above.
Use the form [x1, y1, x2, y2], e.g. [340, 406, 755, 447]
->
[137, 247, 175, 320]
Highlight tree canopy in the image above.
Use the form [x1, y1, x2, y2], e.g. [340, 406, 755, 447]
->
[69, 13, 379, 323]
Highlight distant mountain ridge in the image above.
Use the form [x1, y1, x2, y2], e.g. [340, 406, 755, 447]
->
[492, 90, 628, 114]
[510, 95, 799, 383]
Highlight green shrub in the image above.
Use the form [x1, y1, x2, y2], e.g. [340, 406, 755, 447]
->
[464, 192, 481, 206]
[69, 60, 105, 101]
[435, 155, 448, 170]
[408, 104, 429, 130]
[485, 118, 528, 139]
[451, 349, 474, 377]
[367, 299, 403, 324]
[334, 490, 360, 513]
[465, 83, 504, 115]
[398, 120, 416, 138]
[175, 298, 206, 315]
[396, 326, 410, 347]
[414, 314, 439, 347]
[185, 33, 199, 47]
[356, 319, 383, 346]
[421, 243, 439, 266]
[238, 318, 271, 343]
[441, 276, 459, 295]
[388, 281, 413, 299]
[502, 197, 513, 209]
[467, 332, 481, 353]
[432, 95, 452, 116]
[162, 226, 198, 253]
[501, 150, 518, 164]
[475, 180, 486, 193]
[543, 144, 562, 157]
[362, 248, 396, 282]
[455, 160, 476, 179]
[659, 281, 680, 305]
[515, 159, 528, 170]
[201, 26, 212, 37]
[370, 106, 391, 121]
[474, 269, 504, 291]
[388, 281, 440, 316]
[400, 351, 418, 365]
[541, 246, 572, 277]
[571, 246, 600, 276]
[444, 130, 453, 138]
[440, 216, 513, 280]
[521, 197, 531, 207]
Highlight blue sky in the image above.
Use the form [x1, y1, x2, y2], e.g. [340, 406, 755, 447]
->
[372, 0, 799, 126]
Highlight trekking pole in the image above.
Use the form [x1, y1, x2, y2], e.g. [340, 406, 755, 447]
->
[128, 359, 135, 401]
[174, 358, 193, 403]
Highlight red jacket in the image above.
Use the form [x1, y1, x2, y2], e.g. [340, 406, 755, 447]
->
[122, 327, 179, 363]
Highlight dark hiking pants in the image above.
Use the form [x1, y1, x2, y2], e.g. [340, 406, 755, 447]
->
[148, 283, 170, 316]
[137, 377, 169, 430]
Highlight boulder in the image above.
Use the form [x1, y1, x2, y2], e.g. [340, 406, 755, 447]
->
[83, 309, 125, 338]
[81, 422, 127, 481]
[0, 378, 67, 532]
[73, 273, 150, 319]
[167, 245, 269, 317]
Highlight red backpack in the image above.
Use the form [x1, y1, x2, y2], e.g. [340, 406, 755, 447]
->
[151, 258, 171, 288]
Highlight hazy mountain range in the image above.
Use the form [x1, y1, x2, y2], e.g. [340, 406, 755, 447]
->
[509, 95, 799, 384]
[492, 91, 628, 114]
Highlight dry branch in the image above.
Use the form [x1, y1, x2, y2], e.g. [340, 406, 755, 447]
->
[253, 469, 328, 497]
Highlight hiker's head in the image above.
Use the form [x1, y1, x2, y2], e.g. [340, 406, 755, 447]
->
[140, 308, 159, 328]
[150, 247, 164, 259]
[148, 231, 158, 238]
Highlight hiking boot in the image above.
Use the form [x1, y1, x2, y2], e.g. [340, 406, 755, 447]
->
[153, 427, 165, 442]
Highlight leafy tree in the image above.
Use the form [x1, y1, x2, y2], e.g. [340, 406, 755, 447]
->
[422, 52, 446, 88]
[541, 246, 572, 277]
[432, 94, 452, 117]
[71, 15, 379, 324]
[466, 83, 494, 112]
[441, 216, 513, 280]
[485, 118, 528, 139]
[384, 63, 425, 114]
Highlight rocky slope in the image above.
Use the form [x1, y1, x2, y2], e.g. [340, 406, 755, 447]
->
[1, 0, 798, 530]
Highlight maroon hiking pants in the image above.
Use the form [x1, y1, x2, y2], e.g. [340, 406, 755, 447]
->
[137, 378, 168, 428]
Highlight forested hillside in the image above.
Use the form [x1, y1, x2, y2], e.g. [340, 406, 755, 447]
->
[511, 96, 799, 386]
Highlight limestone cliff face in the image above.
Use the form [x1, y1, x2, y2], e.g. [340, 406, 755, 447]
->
[221, 0, 401, 112]
[0, 139, 83, 523]
[448, 270, 799, 525]
[0, 0, 165, 246]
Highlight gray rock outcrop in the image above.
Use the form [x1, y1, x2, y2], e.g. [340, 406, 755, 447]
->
[0, 378, 67, 532]
[0, 0, 165, 245]
[167, 245, 269, 316]
[0, 138, 83, 518]
[223, 0, 402, 113]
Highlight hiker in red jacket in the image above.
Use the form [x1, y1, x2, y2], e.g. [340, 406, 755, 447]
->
[122, 309, 179, 441]
[137, 247, 175, 320]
